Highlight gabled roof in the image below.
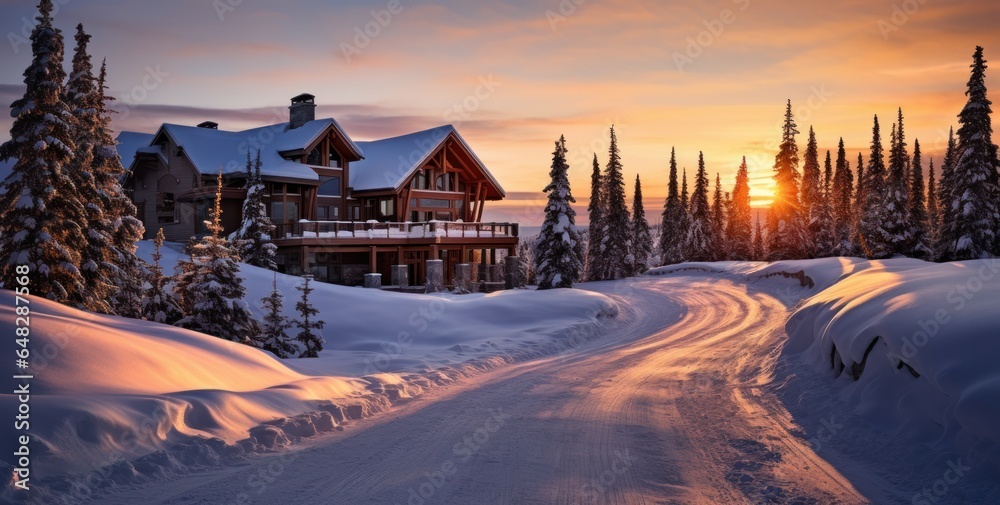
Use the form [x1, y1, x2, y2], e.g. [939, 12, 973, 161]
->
[350, 125, 506, 197]
[116, 118, 363, 181]
[115, 131, 156, 170]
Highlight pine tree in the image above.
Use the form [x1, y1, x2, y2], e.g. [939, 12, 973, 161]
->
[832, 138, 854, 256]
[853, 152, 865, 255]
[630, 174, 652, 274]
[659, 148, 687, 265]
[95, 59, 145, 318]
[535, 135, 585, 289]
[948, 46, 999, 260]
[141, 228, 183, 325]
[927, 157, 940, 248]
[176, 171, 261, 344]
[767, 100, 808, 260]
[884, 110, 912, 255]
[908, 139, 933, 259]
[936, 127, 958, 261]
[259, 273, 296, 359]
[813, 151, 837, 257]
[294, 274, 326, 358]
[599, 126, 633, 279]
[585, 153, 606, 280]
[64, 24, 116, 314]
[726, 157, 753, 260]
[172, 236, 199, 316]
[230, 149, 277, 269]
[752, 213, 766, 261]
[800, 126, 822, 256]
[858, 115, 894, 258]
[0, 0, 88, 306]
[685, 152, 715, 261]
[711, 172, 727, 260]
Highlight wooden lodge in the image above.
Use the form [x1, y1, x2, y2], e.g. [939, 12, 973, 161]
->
[117, 94, 518, 287]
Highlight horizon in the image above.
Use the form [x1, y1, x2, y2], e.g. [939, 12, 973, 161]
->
[1, 0, 998, 225]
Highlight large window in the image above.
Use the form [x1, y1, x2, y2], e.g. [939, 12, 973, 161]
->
[271, 202, 299, 223]
[413, 171, 427, 190]
[307, 147, 322, 165]
[379, 198, 394, 219]
[318, 176, 342, 197]
[155, 192, 176, 224]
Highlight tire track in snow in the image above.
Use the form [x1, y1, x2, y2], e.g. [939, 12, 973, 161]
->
[94, 275, 869, 505]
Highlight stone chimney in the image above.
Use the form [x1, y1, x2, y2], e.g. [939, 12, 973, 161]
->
[289, 93, 316, 129]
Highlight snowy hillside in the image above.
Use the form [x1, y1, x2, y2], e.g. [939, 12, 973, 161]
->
[0, 244, 618, 498]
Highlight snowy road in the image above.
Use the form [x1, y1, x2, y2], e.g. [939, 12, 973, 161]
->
[100, 275, 870, 504]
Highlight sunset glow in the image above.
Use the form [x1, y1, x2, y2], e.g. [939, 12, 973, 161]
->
[1, 0, 997, 224]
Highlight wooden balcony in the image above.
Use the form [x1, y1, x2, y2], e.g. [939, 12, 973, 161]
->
[271, 220, 519, 247]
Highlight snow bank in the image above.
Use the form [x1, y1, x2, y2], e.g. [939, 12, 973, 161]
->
[0, 241, 618, 499]
[784, 258, 1000, 466]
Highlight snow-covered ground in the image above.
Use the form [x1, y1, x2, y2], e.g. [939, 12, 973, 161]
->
[3, 253, 1000, 504]
[0, 241, 617, 503]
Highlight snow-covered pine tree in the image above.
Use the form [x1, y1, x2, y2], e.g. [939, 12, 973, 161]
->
[935, 127, 958, 261]
[141, 228, 183, 325]
[176, 171, 261, 344]
[95, 59, 146, 318]
[813, 151, 837, 257]
[535, 136, 585, 289]
[630, 174, 652, 275]
[800, 126, 822, 257]
[64, 24, 116, 314]
[599, 126, 633, 279]
[0, 0, 89, 306]
[259, 273, 296, 359]
[832, 138, 854, 255]
[659, 148, 687, 266]
[908, 139, 933, 259]
[884, 110, 912, 255]
[711, 172, 727, 260]
[767, 100, 807, 260]
[293, 274, 326, 358]
[230, 149, 277, 269]
[858, 115, 893, 258]
[948, 46, 1000, 260]
[685, 152, 715, 261]
[853, 152, 865, 255]
[585, 153, 606, 280]
[726, 157, 753, 260]
[927, 157, 940, 248]
[752, 213, 766, 261]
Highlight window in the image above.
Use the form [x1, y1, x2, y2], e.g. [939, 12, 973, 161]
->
[271, 202, 299, 223]
[328, 151, 341, 168]
[317, 206, 328, 220]
[307, 147, 322, 165]
[413, 171, 427, 190]
[379, 198, 394, 219]
[435, 173, 449, 191]
[318, 176, 342, 197]
[155, 192, 176, 224]
[419, 198, 451, 208]
[350, 205, 360, 220]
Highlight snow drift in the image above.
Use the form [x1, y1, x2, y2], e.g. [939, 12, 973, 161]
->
[0, 242, 618, 501]
[783, 258, 1000, 466]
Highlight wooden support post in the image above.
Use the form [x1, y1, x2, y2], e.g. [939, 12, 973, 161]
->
[369, 246, 377, 273]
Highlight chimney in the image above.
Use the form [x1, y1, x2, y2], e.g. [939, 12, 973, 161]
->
[289, 93, 316, 129]
[196, 121, 218, 129]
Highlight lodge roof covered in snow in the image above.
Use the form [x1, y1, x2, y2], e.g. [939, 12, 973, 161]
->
[115, 108, 503, 196]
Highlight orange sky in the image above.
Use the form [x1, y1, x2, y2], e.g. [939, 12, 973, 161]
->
[1, 0, 998, 225]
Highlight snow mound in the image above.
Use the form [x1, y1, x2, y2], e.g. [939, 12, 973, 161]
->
[784, 258, 1000, 466]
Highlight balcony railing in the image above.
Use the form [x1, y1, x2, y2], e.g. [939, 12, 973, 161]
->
[272, 220, 519, 241]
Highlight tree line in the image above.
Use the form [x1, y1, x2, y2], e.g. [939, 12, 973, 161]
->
[0, 1, 322, 358]
[534, 46, 999, 288]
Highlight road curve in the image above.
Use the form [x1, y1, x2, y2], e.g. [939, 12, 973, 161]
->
[98, 275, 869, 505]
